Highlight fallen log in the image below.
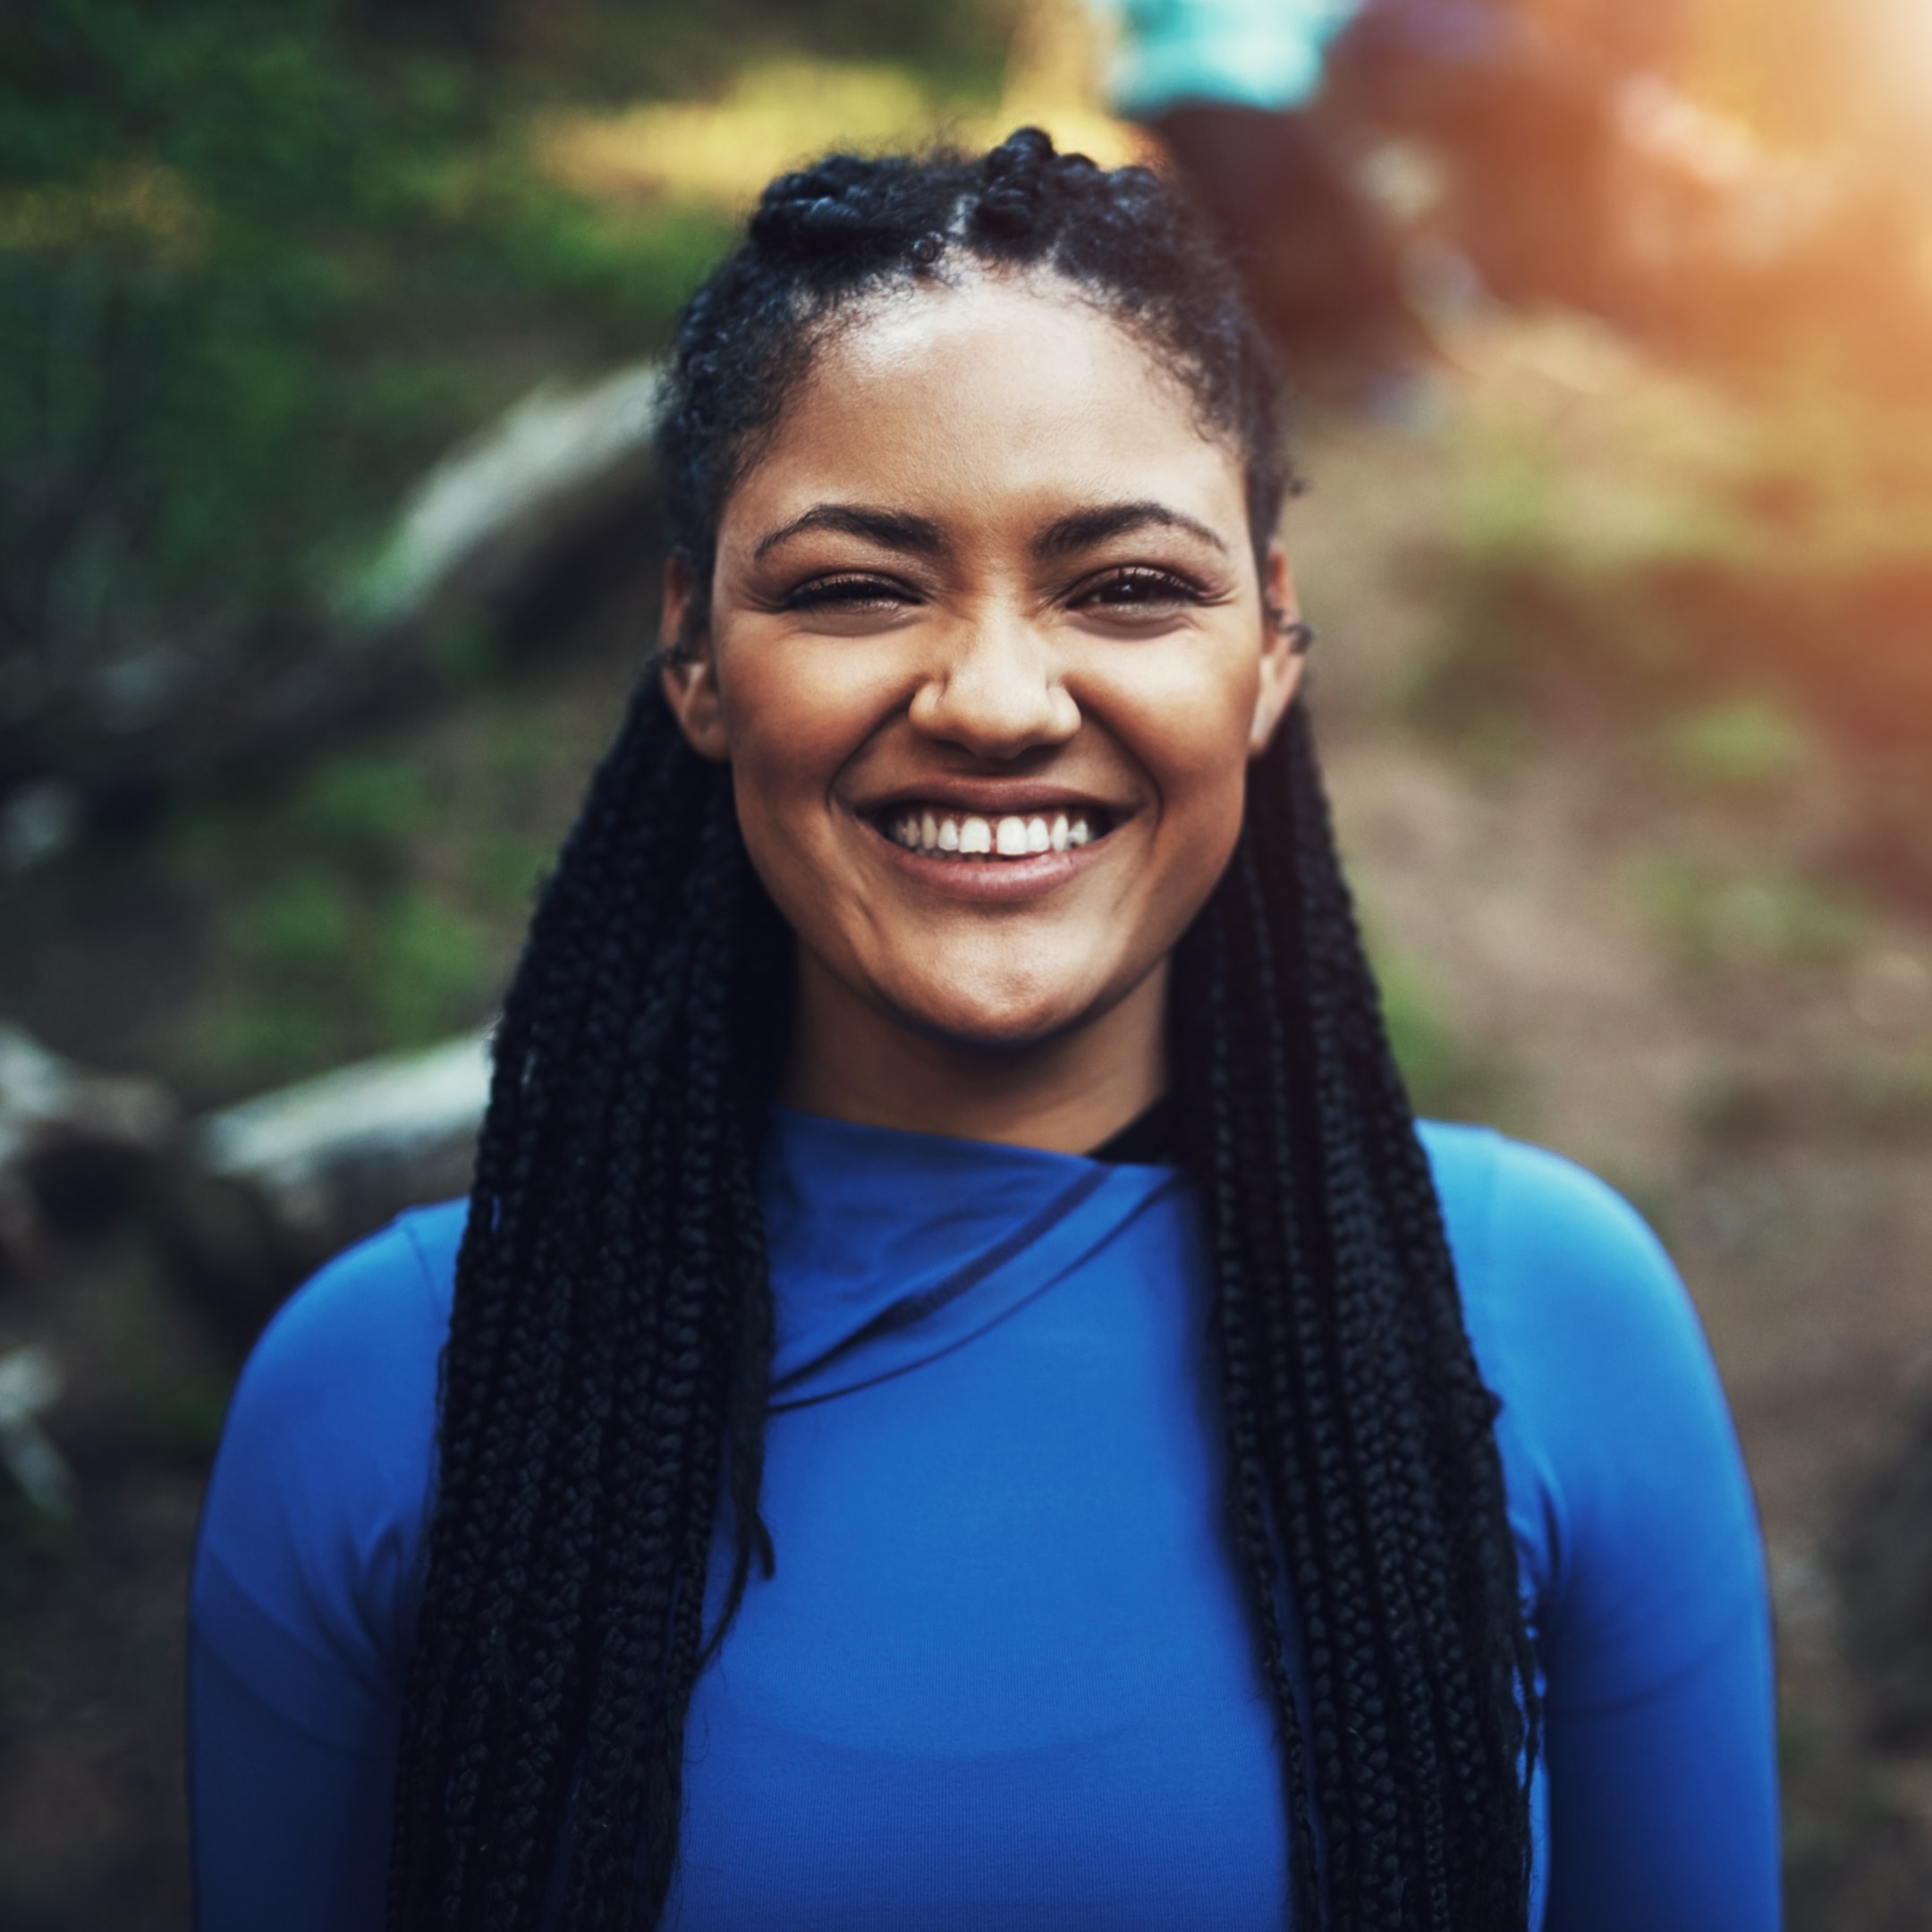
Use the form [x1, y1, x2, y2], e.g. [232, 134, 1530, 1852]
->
[192, 1030, 491, 1275]
[344, 360, 665, 633]
[0, 1023, 178, 1274]
[3, 360, 665, 815]
[0, 1345, 76, 1518]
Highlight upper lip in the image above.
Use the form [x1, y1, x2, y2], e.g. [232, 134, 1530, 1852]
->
[855, 780, 1132, 819]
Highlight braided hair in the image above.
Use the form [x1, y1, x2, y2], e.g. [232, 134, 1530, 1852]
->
[387, 128, 1538, 1932]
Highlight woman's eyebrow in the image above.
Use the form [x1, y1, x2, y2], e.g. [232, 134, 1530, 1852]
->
[753, 504, 949, 561]
[1032, 501, 1230, 561]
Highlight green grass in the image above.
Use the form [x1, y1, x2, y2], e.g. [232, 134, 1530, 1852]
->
[143, 1371, 237, 1462]
[159, 699, 560, 1095]
[1655, 696, 1819, 798]
[1369, 939, 1528, 1128]
[1629, 855, 1868, 980]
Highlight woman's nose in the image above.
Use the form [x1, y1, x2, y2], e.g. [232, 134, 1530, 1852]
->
[907, 610, 1080, 759]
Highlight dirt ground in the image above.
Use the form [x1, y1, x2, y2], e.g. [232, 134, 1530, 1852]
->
[2, 334, 1929, 1928]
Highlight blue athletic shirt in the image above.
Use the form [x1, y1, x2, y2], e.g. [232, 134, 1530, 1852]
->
[189, 1113, 1781, 1929]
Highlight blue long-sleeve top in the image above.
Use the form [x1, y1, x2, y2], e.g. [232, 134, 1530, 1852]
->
[189, 1112, 1781, 1928]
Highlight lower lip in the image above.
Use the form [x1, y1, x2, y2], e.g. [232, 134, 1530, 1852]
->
[862, 820, 1116, 901]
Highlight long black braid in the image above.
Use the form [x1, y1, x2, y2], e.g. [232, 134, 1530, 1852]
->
[388, 128, 1538, 1931]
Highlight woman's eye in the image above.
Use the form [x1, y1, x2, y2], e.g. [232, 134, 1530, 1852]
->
[1076, 568, 1207, 616]
[784, 576, 914, 613]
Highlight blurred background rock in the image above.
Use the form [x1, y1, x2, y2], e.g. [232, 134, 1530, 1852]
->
[1, 0, 1930, 1925]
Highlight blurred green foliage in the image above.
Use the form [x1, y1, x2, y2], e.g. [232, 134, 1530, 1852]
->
[1364, 931, 1525, 1128]
[159, 700, 557, 1090]
[1656, 696, 1818, 799]
[0, 0, 738, 696]
[143, 1370, 238, 1462]
[1630, 855, 1868, 979]
[0, 0, 1005, 768]
[1404, 326, 1932, 906]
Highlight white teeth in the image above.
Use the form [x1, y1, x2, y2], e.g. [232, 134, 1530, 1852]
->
[887, 806, 1106, 859]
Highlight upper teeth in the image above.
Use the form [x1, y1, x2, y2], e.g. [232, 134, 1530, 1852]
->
[888, 809, 1097, 858]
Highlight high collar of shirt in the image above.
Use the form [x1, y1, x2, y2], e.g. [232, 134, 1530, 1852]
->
[760, 1106, 1183, 1410]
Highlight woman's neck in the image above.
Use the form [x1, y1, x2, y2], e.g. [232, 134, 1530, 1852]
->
[781, 953, 1170, 1155]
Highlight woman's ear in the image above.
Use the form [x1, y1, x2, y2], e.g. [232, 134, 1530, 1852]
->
[657, 553, 731, 763]
[1249, 540, 1308, 758]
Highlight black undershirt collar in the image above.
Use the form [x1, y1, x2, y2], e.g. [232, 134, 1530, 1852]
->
[1084, 1095, 1181, 1166]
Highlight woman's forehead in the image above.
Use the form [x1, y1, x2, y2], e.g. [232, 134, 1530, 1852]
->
[807, 270, 1198, 416]
[723, 275, 1248, 542]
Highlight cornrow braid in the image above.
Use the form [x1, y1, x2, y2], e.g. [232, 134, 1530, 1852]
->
[389, 129, 1537, 1930]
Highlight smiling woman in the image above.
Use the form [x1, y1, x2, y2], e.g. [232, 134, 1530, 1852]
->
[186, 131, 1781, 1932]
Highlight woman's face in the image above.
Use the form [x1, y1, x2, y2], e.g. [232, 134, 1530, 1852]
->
[663, 274, 1302, 1055]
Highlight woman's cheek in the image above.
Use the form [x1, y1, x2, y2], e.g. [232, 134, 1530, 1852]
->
[724, 665, 848, 807]
[1108, 658, 1258, 801]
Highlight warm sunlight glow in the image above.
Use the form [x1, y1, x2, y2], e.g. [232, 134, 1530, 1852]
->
[1879, 0, 1932, 100]
[1856, 0, 1932, 154]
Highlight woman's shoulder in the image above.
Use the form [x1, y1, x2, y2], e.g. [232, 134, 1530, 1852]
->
[215, 1194, 466, 1475]
[1417, 1121, 1689, 1360]
[257, 1198, 466, 1360]
[194, 1204, 467, 1727]
[220, 1198, 464, 1499]
[1416, 1119, 1716, 1438]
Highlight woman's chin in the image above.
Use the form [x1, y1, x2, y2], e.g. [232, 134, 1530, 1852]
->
[909, 1005, 1084, 1056]
[875, 965, 1129, 1058]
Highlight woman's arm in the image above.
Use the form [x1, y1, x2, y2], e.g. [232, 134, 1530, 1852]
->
[1476, 1142, 1781, 1931]
[189, 1627, 398, 1928]
[1541, 1605, 1779, 1932]
[188, 1214, 453, 1931]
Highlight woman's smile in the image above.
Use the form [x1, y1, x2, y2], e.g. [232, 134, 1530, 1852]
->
[857, 794, 1122, 909]
[850, 778, 1128, 871]
[852, 775, 1130, 900]
[850, 765, 1143, 915]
